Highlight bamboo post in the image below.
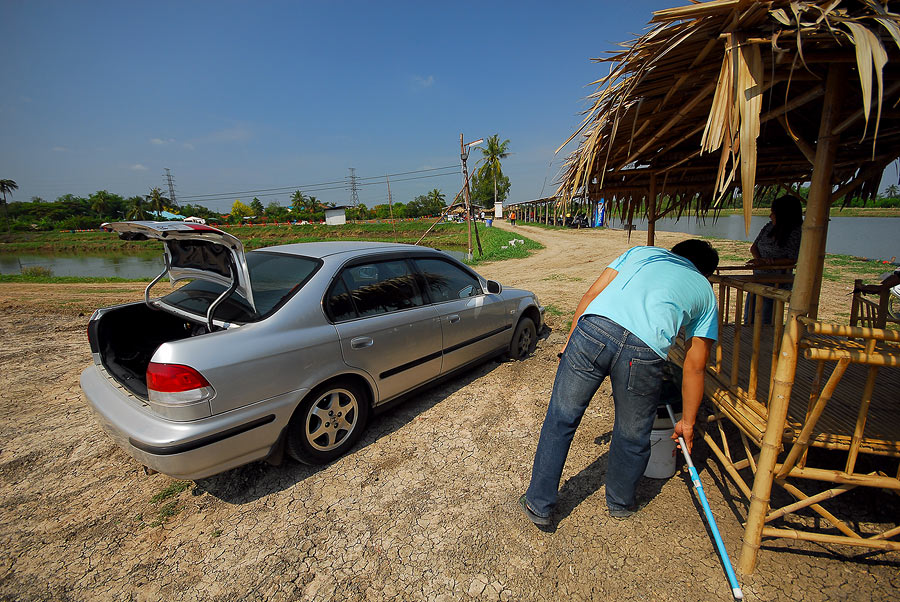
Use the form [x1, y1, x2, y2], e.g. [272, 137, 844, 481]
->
[844, 366, 879, 474]
[808, 212, 831, 320]
[647, 173, 657, 246]
[738, 63, 845, 575]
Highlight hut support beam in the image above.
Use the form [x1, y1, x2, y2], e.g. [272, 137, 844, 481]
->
[647, 173, 657, 246]
[738, 63, 845, 575]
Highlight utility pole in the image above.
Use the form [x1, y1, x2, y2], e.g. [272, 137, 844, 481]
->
[386, 175, 397, 241]
[348, 168, 360, 206]
[459, 134, 482, 261]
[164, 168, 177, 207]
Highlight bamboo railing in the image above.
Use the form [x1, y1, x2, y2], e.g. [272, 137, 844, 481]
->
[850, 279, 899, 329]
[670, 271, 900, 564]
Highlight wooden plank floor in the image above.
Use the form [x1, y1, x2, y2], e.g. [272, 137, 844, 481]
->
[676, 326, 900, 457]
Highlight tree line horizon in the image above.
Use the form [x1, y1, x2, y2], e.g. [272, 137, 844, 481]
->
[0, 135, 515, 231]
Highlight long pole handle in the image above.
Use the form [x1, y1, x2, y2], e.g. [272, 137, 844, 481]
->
[666, 404, 744, 601]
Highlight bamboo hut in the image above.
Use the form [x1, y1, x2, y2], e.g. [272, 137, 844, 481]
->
[556, 0, 900, 574]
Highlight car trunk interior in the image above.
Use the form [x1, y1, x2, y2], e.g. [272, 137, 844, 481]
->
[95, 303, 199, 398]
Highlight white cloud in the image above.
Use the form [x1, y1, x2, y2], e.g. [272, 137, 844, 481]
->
[150, 137, 176, 145]
[52, 146, 68, 152]
[412, 75, 435, 88]
[183, 143, 195, 151]
[130, 164, 148, 171]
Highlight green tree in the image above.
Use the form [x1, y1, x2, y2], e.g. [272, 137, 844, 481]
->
[89, 190, 120, 218]
[145, 187, 170, 218]
[290, 190, 308, 216]
[0, 178, 18, 232]
[265, 202, 290, 222]
[250, 197, 265, 217]
[125, 195, 149, 220]
[885, 184, 899, 198]
[230, 200, 253, 223]
[478, 134, 511, 207]
[470, 168, 510, 207]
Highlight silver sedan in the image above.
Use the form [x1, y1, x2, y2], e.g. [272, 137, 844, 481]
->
[81, 222, 543, 479]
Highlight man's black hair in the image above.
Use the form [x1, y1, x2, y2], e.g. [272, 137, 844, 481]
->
[671, 239, 719, 277]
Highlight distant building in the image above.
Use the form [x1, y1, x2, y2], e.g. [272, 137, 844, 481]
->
[324, 206, 348, 226]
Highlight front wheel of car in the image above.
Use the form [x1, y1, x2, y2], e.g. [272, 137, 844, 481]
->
[286, 380, 370, 465]
[507, 317, 537, 360]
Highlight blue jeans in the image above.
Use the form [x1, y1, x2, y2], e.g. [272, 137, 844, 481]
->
[525, 315, 665, 517]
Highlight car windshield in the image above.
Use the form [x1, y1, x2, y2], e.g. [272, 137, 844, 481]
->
[160, 251, 320, 323]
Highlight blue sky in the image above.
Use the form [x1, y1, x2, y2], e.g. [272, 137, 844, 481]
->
[2, 0, 678, 212]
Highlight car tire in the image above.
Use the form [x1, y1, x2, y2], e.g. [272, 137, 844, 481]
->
[507, 317, 537, 360]
[286, 380, 370, 465]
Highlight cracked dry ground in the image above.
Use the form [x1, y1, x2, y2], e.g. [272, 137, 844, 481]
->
[1, 223, 898, 601]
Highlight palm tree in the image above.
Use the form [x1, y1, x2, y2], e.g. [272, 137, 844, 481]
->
[145, 187, 169, 219]
[480, 135, 511, 208]
[885, 184, 899, 198]
[290, 190, 308, 217]
[90, 190, 112, 217]
[126, 195, 149, 220]
[0, 179, 18, 232]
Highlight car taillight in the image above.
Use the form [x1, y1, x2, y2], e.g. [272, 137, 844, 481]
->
[146, 362, 214, 408]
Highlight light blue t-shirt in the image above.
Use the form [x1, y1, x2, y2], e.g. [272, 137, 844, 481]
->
[583, 246, 718, 358]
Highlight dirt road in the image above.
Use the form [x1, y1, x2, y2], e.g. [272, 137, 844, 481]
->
[1, 223, 897, 601]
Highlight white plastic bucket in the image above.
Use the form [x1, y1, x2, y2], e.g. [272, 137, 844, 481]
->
[644, 428, 677, 479]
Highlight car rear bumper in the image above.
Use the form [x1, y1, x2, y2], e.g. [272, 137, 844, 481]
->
[80, 364, 304, 479]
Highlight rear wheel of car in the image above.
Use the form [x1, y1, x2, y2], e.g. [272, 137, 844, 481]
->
[507, 317, 537, 360]
[286, 380, 370, 465]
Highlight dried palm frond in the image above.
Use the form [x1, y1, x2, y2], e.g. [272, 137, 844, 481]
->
[556, 0, 900, 222]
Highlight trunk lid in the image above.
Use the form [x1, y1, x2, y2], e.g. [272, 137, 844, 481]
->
[102, 221, 256, 312]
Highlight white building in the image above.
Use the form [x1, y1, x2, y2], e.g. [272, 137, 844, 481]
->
[324, 207, 347, 226]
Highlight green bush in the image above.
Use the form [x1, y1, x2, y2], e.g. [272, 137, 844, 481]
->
[21, 265, 52, 277]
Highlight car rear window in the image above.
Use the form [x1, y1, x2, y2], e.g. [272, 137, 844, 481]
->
[161, 251, 320, 322]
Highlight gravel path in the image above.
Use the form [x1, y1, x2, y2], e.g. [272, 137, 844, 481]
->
[1, 223, 897, 601]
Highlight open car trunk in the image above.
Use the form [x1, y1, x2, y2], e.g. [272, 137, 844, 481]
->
[89, 302, 205, 398]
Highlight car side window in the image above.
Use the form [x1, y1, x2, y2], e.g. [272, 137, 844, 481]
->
[326, 278, 356, 322]
[414, 258, 483, 303]
[329, 259, 426, 320]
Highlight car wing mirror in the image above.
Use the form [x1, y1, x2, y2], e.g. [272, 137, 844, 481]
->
[486, 280, 502, 294]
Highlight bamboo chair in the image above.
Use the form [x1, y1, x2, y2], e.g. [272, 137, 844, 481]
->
[669, 273, 900, 558]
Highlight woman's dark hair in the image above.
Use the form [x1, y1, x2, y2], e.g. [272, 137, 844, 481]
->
[769, 194, 804, 246]
[671, 239, 719, 277]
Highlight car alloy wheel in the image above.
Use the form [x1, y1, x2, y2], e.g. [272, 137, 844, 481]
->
[287, 380, 370, 465]
[305, 388, 358, 452]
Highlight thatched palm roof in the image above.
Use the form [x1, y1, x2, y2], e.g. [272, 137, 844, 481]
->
[558, 0, 900, 229]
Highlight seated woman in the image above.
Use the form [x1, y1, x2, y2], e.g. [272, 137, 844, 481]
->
[745, 194, 804, 324]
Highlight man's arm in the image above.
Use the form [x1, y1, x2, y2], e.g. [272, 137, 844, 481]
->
[560, 267, 618, 355]
[673, 336, 714, 454]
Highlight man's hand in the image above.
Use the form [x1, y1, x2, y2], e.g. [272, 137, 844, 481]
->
[672, 419, 694, 455]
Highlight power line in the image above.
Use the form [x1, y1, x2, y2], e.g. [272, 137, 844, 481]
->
[178, 165, 458, 202]
[180, 168, 460, 205]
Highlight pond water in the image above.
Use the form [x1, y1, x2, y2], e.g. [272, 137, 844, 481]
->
[618, 214, 899, 262]
[1, 249, 471, 278]
[1, 217, 896, 277]
[1, 254, 166, 278]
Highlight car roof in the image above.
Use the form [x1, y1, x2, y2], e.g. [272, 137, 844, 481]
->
[255, 240, 447, 260]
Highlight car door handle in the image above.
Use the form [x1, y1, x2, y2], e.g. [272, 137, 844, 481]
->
[447, 314, 460, 324]
[350, 336, 374, 349]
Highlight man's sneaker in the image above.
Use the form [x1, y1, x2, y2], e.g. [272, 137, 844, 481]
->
[518, 495, 551, 526]
[608, 507, 635, 519]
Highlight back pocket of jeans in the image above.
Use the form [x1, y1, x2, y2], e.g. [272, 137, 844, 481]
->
[627, 357, 664, 396]
[566, 332, 605, 373]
